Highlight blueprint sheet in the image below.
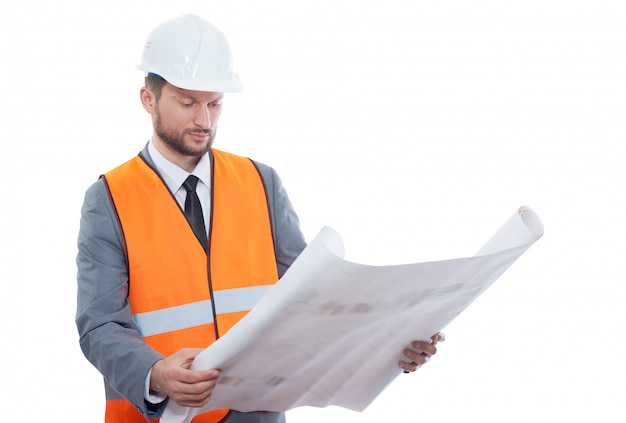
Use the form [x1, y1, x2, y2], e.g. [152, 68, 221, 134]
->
[163, 206, 544, 423]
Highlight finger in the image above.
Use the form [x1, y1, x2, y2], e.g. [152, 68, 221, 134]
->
[170, 376, 220, 407]
[403, 347, 432, 365]
[399, 359, 421, 373]
[173, 390, 214, 407]
[176, 348, 206, 368]
[431, 332, 445, 344]
[177, 368, 221, 384]
[410, 341, 437, 357]
[398, 361, 422, 373]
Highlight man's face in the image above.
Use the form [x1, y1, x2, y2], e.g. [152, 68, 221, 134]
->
[152, 83, 224, 158]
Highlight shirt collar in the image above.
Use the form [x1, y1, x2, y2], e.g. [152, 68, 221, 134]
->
[148, 139, 211, 193]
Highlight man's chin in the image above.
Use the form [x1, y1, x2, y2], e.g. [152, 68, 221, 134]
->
[181, 146, 210, 157]
[185, 134, 214, 153]
[178, 138, 210, 156]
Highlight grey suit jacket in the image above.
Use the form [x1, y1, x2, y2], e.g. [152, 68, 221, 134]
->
[76, 144, 306, 421]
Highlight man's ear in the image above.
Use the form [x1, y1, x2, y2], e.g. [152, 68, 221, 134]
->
[140, 87, 156, 114]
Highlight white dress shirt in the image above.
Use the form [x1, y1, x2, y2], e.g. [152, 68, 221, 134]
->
[144, 139, 212, 403]
[148, 139, 211, 233]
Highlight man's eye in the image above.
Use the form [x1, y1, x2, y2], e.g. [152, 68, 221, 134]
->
[182, 102, 194, 107]
[210, 103, 222, 109]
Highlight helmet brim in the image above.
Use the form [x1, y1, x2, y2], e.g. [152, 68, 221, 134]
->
[160, 73, 243, 93]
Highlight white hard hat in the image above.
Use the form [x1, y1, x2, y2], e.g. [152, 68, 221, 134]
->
[137, 14, 242, 93]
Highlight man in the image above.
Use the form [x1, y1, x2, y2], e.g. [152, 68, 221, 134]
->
[76, 14, 441, 423]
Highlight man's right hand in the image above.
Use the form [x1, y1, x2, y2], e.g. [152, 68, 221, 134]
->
[150, 348, 221, 407]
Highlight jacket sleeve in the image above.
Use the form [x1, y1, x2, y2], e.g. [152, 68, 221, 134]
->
[75, 178, 163, 418]
[253, 162, 308, 276]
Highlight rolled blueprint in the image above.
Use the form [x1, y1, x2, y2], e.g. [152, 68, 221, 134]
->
[475, 206, 544, 256]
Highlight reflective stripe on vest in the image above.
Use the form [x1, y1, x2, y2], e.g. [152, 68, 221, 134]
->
[133, 285, 272, 337]
[103, 148, 278, 422]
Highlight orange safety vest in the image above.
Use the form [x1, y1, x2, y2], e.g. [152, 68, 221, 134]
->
[102, 149, 279, 422]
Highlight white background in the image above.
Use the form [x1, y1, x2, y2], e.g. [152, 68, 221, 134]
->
[1, 1, 624, 421]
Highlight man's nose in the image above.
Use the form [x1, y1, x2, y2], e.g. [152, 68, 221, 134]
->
[194, 105, 211, 129]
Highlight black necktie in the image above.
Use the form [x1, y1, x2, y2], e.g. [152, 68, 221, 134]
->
[183, 175, 207, 251]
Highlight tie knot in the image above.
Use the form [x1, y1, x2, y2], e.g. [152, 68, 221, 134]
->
[183, 175, 200, 193]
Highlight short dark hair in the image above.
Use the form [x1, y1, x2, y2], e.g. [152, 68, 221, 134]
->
[145, 73, 167, 101]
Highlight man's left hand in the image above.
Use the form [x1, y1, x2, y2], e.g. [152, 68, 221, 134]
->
[399, 332, 445, 373]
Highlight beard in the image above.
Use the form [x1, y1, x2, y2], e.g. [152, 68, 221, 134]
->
[154, 108, 216, 157]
